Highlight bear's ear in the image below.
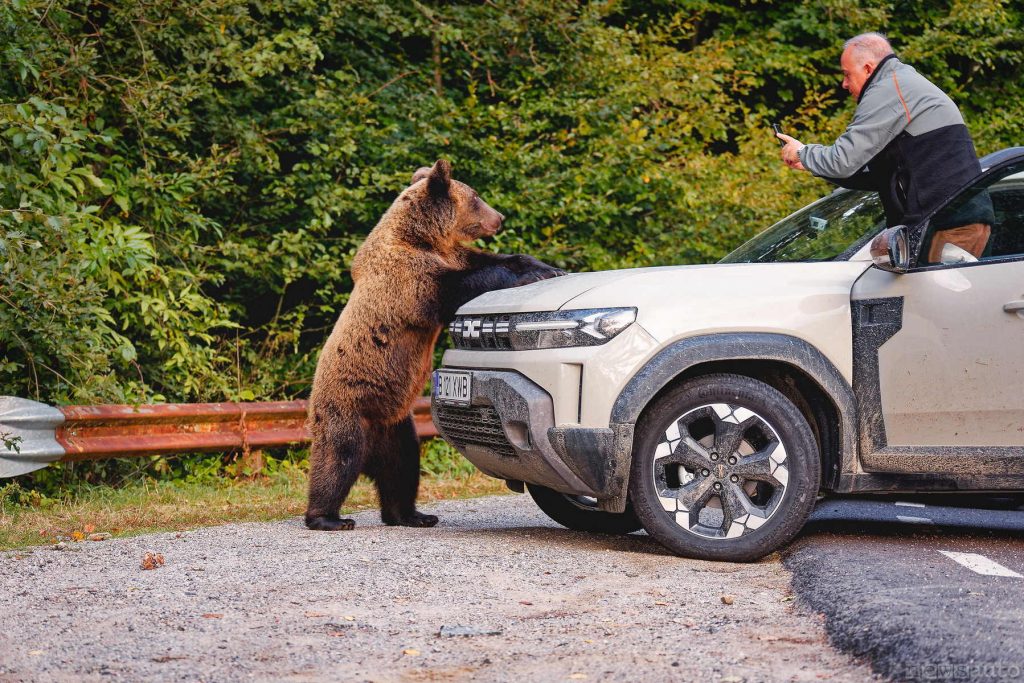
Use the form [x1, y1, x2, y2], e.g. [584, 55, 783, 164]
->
[422, 159, 452, 198]
[411, 166, 432, 184]
[411, 160, 452, 192]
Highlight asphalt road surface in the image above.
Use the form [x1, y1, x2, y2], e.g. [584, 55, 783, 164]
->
[791, 497, 1024, 683]
[1, 493, 1023, 682]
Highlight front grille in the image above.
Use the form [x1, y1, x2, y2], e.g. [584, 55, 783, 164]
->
[434, 404, 517, 458]
[448, 315, 512, 350]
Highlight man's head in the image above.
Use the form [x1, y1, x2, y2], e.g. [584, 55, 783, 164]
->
[840, 32, 894, 100]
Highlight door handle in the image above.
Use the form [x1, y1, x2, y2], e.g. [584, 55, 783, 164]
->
[1004, 300, 1024, 313]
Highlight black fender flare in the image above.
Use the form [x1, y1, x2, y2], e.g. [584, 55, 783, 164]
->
[610, 332, 858, 488]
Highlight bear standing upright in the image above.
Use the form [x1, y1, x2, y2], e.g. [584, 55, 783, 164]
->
[305, 160, 563, 531]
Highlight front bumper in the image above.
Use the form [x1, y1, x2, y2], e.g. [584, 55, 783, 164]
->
[431, 369, 633, 512]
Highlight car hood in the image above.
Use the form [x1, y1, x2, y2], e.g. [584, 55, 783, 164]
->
[456, 267, 665, 314]
[458, 261, 872, 317]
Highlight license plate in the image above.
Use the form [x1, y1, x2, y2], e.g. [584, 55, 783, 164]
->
[434, 370, 472, 405]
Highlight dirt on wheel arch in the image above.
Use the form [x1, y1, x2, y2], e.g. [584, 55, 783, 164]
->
[0, 494, 876, 682]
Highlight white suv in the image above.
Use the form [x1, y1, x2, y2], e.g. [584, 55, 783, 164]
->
[432, 147, 1024, 561]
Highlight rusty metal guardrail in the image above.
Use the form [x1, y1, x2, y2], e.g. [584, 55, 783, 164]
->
[0, 396, 436, 478]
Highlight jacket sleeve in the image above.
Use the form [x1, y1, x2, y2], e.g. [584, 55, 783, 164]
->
[799, 75, 911, 179]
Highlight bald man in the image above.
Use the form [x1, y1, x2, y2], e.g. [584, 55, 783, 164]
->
[777, 33, 984, 238]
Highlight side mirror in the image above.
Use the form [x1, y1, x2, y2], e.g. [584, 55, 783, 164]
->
[869, 225, 910, 273]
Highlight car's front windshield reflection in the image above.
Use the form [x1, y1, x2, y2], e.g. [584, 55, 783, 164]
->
[720, 190, 886, 264]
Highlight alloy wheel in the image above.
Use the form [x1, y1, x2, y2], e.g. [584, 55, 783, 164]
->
[651, 402, 789, 540]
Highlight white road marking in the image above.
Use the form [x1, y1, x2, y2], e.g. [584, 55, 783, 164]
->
[939, 551, 1023, 578]
[894, 501, 925, 508]
[896, 515, 934, 525]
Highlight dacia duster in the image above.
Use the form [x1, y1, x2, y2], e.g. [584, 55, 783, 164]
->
[432, 147, 1024, 561]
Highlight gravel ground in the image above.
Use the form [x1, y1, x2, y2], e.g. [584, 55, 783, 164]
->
[0, 494, 874, 682]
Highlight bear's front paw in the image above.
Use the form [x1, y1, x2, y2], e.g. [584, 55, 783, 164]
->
[305, 515, 356, 531]
[508, 254, 544, 273]
[383, 511, 439, 527]
[514, 267, 566, 286]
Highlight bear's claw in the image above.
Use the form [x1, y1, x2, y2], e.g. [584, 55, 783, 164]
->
[305, 515, 356, 531]
[514, 267, 565, 286]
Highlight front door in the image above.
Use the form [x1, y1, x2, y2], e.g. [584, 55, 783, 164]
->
[850, 160, 1024, 470]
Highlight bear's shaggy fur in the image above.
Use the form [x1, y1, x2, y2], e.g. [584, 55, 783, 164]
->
[305, 160, 562, 530]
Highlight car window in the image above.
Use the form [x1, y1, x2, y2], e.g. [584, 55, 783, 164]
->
[720, 190, 886, 264]
[922, 163, 1024, 266]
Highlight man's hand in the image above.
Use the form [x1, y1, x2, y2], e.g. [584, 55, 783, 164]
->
[777, 133, 806, 171]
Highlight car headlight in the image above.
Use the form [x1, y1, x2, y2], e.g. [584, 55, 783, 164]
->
[449, 308, 637, 350]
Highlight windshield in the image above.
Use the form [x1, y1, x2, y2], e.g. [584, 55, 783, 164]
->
[720, 189, 886, 263]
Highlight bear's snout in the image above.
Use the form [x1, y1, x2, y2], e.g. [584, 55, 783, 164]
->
[483, 212, 503, 236]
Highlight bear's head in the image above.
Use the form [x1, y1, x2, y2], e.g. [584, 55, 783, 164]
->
[400, 159, 504, 248]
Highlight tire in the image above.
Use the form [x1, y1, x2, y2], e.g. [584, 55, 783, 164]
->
[527, 483, 643, 535]
[629, 373, 821, 562]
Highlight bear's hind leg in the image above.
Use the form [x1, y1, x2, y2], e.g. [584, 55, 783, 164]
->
[374, 415, 438, 528]
[305, 409, 366, 531]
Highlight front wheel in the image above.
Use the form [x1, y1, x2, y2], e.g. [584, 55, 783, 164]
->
[629, 374, 821, 562]
[527, 483, 642, 535]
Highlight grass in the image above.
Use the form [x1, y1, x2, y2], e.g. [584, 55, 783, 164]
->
[0, 454, 509, 552]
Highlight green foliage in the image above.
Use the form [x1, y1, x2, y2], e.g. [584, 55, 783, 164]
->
[1, 1, 1021, 486]
[26, 447, 311, 496]
[1, 480, 56, 510]
[420, 438, 476, 479]
[17, 437, 466, 497]
[2, 430, 21, 453]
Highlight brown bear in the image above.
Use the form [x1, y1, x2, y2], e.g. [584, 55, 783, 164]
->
[305, 159, 563, 531]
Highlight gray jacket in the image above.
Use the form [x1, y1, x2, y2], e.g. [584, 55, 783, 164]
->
[799, 55, 981, 227]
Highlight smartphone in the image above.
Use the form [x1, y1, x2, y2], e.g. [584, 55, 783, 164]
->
[771, 122, 785, 146]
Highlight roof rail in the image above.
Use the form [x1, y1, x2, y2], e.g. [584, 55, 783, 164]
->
[980, 146, 1024, 171]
